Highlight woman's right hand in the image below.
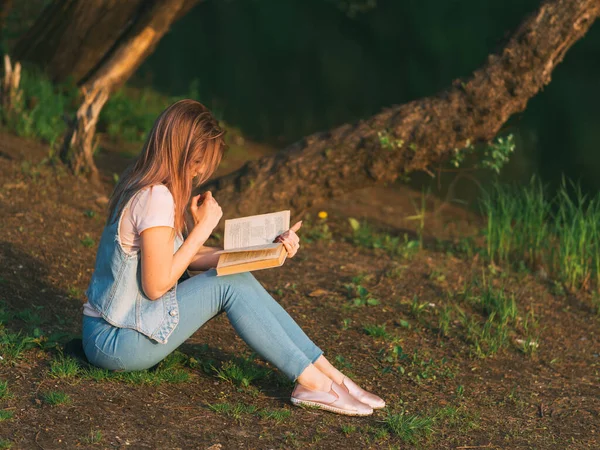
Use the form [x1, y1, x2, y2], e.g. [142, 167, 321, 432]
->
[190, 191, 223, 233]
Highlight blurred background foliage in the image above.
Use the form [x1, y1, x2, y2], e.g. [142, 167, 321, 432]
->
[1, 0, 599, 195]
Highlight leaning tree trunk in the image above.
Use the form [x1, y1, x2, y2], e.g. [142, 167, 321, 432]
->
[12, 0, 146, 85]
[204, 0, 599, 224]
[54, 0, 199, 179]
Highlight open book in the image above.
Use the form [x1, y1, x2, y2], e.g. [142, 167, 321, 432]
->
[215, 210, 290, 276]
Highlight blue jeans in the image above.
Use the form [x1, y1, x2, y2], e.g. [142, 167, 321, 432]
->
[82, 269, 323, 381]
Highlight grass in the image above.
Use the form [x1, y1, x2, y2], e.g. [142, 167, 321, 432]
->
[343, 275, 380, 307]
[82, 430, 103, 445]
[81, 351, 190, 385]
[0, 381, 9, 400]
[0, 327, 37, 361]
[348, 219, 420, 258]
[0, 438, 12, 449]
[0, 65, 79, 149]
[480, 177, 600, 290]
[41, 390, 71, 406]
[212, 354, 272, 388]
[363, 324, 391, 339]
[207, 402, 257, 420]
[381, 409, 434, 444]
[258, 408, 292, 423]
[49, 355, 81, 378]
[0, 410, 14, 421]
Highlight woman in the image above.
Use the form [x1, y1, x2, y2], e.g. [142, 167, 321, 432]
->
[82, 99, 385, 416]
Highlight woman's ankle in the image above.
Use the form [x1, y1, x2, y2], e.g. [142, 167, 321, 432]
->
[296, 364, 334, 392]
[313, 355, 346, 385]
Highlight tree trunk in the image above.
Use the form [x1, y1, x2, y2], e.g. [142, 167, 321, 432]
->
[204, 0, 600, 224]
[12, 0, 146, 84]
[55, 0, 199, 177]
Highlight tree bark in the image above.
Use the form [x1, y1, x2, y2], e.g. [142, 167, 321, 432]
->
[11, 0, 198, 85]
[12, 0, 145, 84]
[56, 0, 200, 177]
[204, 0, 600, 224]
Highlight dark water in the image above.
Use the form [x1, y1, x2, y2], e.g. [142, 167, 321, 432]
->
[136, 0, 600, 195]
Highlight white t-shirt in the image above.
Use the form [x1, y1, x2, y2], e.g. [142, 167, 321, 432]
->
[82, 185, 176, 317]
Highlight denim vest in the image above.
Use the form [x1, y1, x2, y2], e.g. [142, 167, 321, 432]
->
[85, 196, 184, 344]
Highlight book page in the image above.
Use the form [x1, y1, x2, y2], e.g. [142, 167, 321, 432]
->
[224, 210, 290, 250]
[215, 243, 281, 255]
[218, 246, 282, 268]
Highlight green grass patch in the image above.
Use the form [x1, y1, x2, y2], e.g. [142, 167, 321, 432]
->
[0, 327, 37, 361]
[208, 402, 257, 420]
[363, 324, 391, 340]
[481, 177, 599, 290]
[80, 235, 96, 248]
[0, 381, 9, 400]
[0, 438, 12, 449]
[41, 390, 71, 406]
[381, 409, 434, 444]
[0, 410, 14, 421]
[81, 350, 190, 385]
[258, 408, 292, 423]
[49, 355, 81, 378]
[212, 355, 272, 388]
[0, 65, 79, 149]
[343, 276, 380, 308]
[348, 219, 420, 258]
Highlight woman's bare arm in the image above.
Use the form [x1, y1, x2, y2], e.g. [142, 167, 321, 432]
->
[140, 225, 212, 300]
[188, 245, 222, 271]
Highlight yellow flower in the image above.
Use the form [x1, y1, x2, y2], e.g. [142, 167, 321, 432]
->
[318, 211, 328, 219]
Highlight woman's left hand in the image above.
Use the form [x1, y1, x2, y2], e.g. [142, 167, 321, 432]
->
[273, 220, 302, 258]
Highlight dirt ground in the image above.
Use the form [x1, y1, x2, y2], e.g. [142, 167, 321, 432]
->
[0, 130, 598, 449]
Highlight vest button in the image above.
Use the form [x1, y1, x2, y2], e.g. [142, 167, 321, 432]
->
[169, 309, 177, 317]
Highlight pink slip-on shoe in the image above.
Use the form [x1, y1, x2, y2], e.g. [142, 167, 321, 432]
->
[340, 376, 386, 409]
[290, 381, 373, 416]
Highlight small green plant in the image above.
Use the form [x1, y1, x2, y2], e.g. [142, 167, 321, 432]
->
[49, 355, 81, 378]
[42, 390, 72, 406]
[377, 130, 404, 150]
[455, 385, 465, 399]
[0, 438, 12, 449]
[301, 212, 333, 243]
[341, 318, 352, 330]
[208, 402, 257, 421]
[348, 219, 419, 258]
[478, 285, 518, 326]
[363, 324, 391, 340]
[212, 355, 271, 388]
[438, 305, 453, 337]
[410, 295, 429, 318]
[0, 410, 14, 421]
[342, 275, 380, 307]
[341, 424, 357, 434]
[0, 328, 37, 360]
[382, 409, 434, 444]
[82, 430, 103, 445]
[259, 408, 291, 423]
[80, 235, 96, 248]
[0, 381, 9, 400]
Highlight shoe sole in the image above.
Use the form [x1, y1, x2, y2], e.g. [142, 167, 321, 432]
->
[290, 397, 373, 416]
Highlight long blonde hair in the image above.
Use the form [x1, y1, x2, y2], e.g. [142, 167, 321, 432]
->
[107, 99, 226, 237]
